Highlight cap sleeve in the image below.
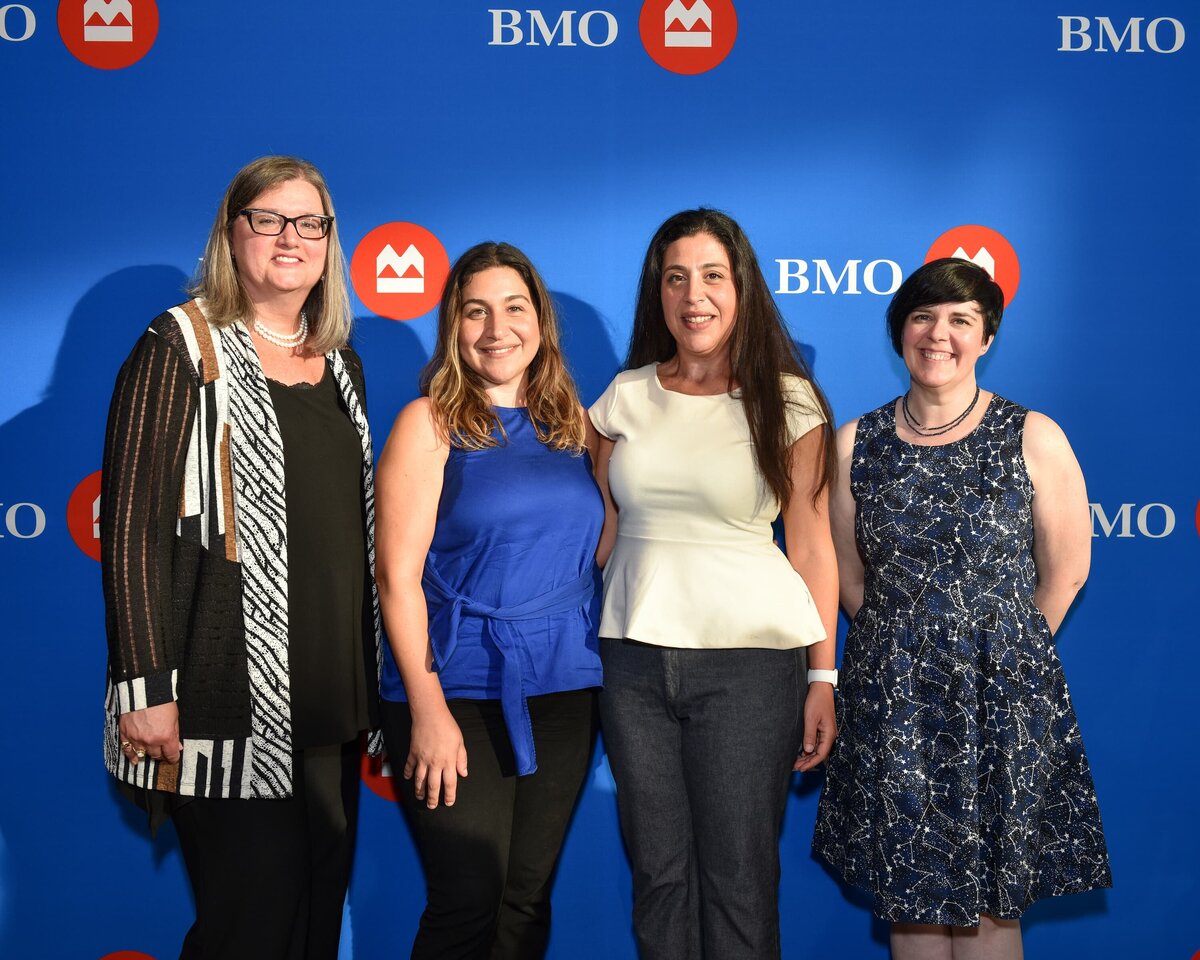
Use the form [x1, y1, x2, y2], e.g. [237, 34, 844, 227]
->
[783, 375, 826, 444]
[588, 374, 621, 439]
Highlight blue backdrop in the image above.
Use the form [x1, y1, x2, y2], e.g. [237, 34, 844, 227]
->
[1, 2, 1196, 957]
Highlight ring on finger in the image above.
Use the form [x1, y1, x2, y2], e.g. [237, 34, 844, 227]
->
[135, 748, 146, 759]
[121, 740, 132, 750]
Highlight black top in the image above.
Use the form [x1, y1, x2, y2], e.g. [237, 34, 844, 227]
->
[268, 366, 369, 748]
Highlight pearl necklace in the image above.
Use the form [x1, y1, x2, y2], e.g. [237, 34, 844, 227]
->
[901, 385, 980, 437]
[253, 311, 308, 349]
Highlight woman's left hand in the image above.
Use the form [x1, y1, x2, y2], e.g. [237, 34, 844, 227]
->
[794, 682, 836, 772]
[783, 425, 839, 773]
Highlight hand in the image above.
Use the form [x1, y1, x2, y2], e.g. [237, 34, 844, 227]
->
[404, 706, 468, 809]
[119, 701, 182, 766]
[794, 682, 836, 772]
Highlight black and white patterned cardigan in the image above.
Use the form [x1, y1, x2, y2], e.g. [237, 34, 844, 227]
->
[101, 299, 382, 799]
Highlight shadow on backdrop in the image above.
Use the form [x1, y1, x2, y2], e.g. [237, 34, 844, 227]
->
[555, 292, 621, 407]
[0, 265, 191, 438]
[0, 265, 194, 957]
[350, 314, 431, 443]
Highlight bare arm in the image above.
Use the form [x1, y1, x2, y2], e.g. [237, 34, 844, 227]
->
[783, 425, 840, 771]
[1024, 411, 1091, 635]
[830, 419, 864, 619]
[375, 398, 464, 808]
[587, 418, 619, 569]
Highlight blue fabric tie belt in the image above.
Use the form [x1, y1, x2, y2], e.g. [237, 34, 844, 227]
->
[423, 565, 595, 775]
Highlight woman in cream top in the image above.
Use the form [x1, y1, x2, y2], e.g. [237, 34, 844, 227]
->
[589, 208, 839, 960]
[591, 365, 827, 649]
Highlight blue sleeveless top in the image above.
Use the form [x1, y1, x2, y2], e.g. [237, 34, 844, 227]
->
[380, 406, 604, 774]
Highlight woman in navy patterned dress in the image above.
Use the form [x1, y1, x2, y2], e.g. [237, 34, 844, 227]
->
[813, 259, 1111, 959]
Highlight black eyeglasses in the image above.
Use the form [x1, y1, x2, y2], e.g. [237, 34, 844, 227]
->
[236, 209, 333, 239]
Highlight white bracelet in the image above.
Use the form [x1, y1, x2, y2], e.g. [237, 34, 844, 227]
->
[807, 668, 838, 687]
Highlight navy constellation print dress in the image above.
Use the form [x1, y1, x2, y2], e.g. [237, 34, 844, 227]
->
[812, 397, 1111, 925]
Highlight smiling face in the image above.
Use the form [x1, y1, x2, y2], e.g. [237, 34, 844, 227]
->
[901, 300, 993, 391]
[229, 178, 327, 307]
[456, 266, 541, 406]
[659, 232, 738, 363]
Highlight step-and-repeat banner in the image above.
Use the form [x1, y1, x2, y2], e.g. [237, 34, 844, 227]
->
[1, 2, 1195, 957]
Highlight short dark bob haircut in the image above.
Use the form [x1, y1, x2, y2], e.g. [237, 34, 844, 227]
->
[886, 258, 1004, 356]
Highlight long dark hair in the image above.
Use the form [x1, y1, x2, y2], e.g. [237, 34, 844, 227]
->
[626, 208, 835, 505]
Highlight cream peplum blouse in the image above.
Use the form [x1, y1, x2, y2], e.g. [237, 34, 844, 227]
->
[589, 363, 827, 650]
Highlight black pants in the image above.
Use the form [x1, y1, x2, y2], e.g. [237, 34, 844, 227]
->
[381, 690, 598, 960]
[171, 739, 361, 960]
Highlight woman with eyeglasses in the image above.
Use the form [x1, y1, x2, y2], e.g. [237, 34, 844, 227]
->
[100, 155, 380, 958]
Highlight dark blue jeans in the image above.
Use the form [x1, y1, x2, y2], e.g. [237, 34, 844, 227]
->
[599, 638, 806, 960]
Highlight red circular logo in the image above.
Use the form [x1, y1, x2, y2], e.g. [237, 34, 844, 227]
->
[350, 222, 450, 322]
[58, 0, 159, 70]
[361, 737, 400, 802]
[67, 470, 103, 561]
[639, 0, 737, 75]
[925, 225, 1021, 307]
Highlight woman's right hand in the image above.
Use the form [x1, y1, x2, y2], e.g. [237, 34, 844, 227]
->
[376, 398, 462, 810]
[404, 705, 468, 809]
[118, 701, 182, 765]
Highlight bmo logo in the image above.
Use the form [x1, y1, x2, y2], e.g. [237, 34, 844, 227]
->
[0, 501, 47, 540]
[926, 224, 1020, 306]
[68, 470, 103, 560]
[488, 8, 619, 47]
[351, 223, 450, 322]
[361, 741, 400, 802]
[58, 0, 159, 69]
[0, 4, 36, 42]
[1058, 16, 1185, 53]
[641, 0, 737, 74]
[775, 225, 1018, 299]
[775, 258, 902, 296]
[485, 2, 739, 73]
[1090, 502, 1176, 539]
[376, 244, 425, 295]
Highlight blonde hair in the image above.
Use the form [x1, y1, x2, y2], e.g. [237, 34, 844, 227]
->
[422, 242, 586, 452]
[189, 155, 352, 354]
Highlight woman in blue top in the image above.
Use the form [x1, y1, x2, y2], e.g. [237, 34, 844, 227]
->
[375, 242, 603, 959]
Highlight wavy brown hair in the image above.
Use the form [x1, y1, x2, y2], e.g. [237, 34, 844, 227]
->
[627, 208, 835, 505]
[422, 242, 586, 452]
[189, 155, 352, 354]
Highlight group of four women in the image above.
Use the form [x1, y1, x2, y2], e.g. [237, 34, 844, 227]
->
[101, 156, 1111, 960]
